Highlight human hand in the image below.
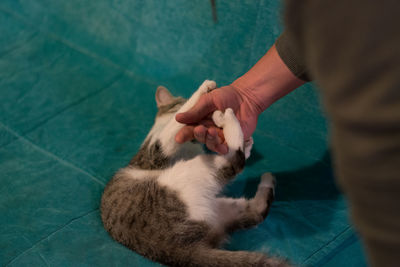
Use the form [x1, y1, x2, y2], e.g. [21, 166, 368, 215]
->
[174, 44, 306, 154]
[175, 85, 260, 154]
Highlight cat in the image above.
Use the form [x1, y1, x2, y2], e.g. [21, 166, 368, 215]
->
[100, 80, 289, 267]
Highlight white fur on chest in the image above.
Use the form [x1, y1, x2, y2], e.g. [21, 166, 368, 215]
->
[158, 156, 221, 225]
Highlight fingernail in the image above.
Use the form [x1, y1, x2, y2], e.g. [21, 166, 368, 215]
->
[208, 129, 216, 137]
[195, 130, 205, 138]
[175, 135, 183, 143]
[217, 145, 228, 154]
[175, 113, 184, 122]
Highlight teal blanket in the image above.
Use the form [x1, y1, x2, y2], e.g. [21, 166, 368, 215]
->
[0, 1, 366, 266]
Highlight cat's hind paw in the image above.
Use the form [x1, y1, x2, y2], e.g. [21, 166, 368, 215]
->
[244, 137, 254, 160]
[260, 172, 276, 196]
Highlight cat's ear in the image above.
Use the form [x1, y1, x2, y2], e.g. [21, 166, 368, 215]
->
[155, 86, 174, 107]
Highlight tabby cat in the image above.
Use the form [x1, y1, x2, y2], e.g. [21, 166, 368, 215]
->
[100, 80, 288, 266]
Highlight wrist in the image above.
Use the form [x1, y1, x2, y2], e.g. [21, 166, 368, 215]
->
[230, 79, 268, 116]
[231, 45, 306, 115]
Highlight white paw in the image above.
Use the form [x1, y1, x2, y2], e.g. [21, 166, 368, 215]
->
[244, 137, 254, 159]
[212, 110, 225, 128]
[224, 108, 235, 118]
[212, 108, 244, 153]
[199, 80, 217, 94]
[260, 172, 275, 189]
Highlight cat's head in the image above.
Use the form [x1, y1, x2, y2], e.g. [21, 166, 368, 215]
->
[155, 86, 186, 118]
[151, 86, 203, 157]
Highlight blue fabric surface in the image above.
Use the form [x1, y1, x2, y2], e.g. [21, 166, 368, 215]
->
[0, 1, 367, 266]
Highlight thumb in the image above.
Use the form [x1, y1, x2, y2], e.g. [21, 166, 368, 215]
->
[175, 94, 216, 124]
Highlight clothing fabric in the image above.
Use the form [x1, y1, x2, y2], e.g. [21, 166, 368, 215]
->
[276, 1, 400, 266]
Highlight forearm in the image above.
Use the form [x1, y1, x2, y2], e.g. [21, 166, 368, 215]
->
[231, 44, 306, 115]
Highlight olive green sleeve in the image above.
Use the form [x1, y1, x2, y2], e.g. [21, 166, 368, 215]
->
[275, 31, 311, 81]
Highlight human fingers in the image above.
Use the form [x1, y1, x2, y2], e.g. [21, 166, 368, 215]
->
[206, 127, 228, 154]
[175, 94, 216, 124]
[198, 118, 217, 128]
[175, 117, 218, 144]
[193, 125, 207, 144]
[175, 125, 195, 144]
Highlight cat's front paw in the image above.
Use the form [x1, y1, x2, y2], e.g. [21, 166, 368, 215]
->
[212, 110, 225, 128]
[199, 80, 217, 94]
[223, 108, 235, 119]
[215, 108, 238, 126]
[212, 108, 243, 152]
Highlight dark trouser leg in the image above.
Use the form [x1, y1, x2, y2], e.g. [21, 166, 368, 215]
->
[284, 1, 400, 266]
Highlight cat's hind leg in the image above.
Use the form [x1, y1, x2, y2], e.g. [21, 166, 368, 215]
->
[216, 173, 275, 233]
[244, 137, 254, 160]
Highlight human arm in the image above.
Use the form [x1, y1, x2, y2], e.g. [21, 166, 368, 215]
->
[175, 43, 307, 153]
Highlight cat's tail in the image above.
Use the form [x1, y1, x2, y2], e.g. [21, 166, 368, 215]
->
[186, 247, 290, 267]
